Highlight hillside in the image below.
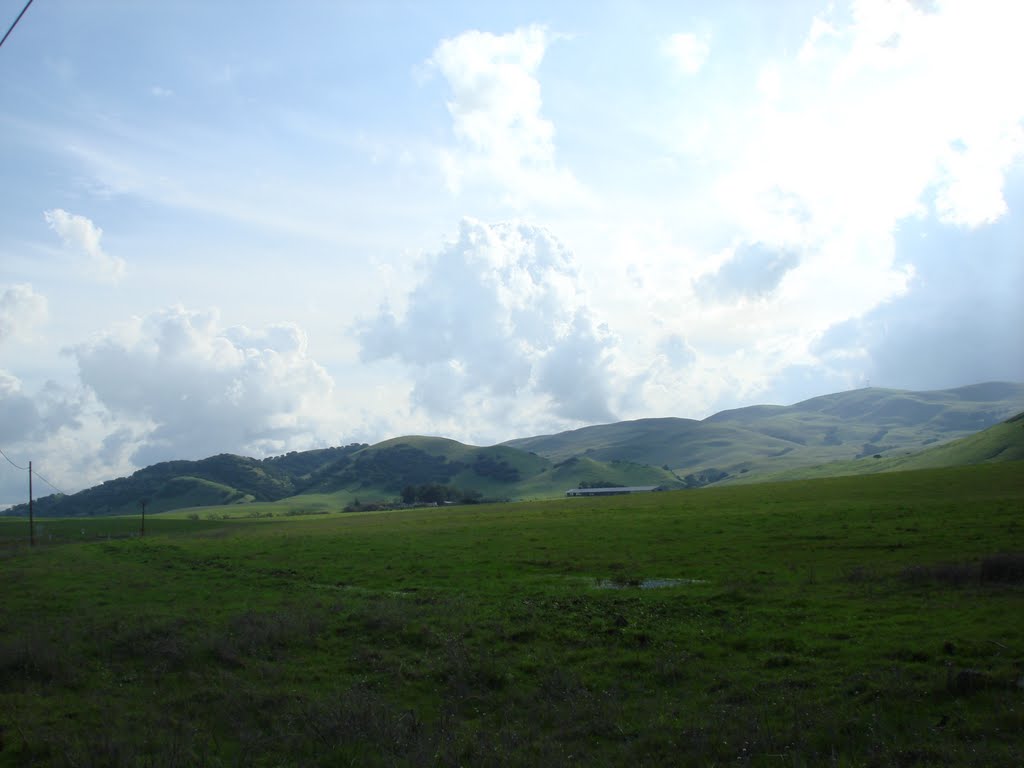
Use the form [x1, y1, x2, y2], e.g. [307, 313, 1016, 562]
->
[730, 410, 1024, 484]
[10, 436, 680, 517]
[894, 409, 1024, 468]
[504, 382, 1024, 485]
[298, 436, 679, 504]
[8, 382, 1023, 517]
[7, 445, 365, 518]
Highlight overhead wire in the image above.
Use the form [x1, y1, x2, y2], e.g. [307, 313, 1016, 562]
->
[1, 445, 67, 494]
[0, 445, 29, 471]
[0, 0, 35, 50]
[3, 0, 58, 501]
[33, 469, 66, 496]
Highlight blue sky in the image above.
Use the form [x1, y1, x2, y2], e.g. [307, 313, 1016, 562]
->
[1, 0, 1022, 504]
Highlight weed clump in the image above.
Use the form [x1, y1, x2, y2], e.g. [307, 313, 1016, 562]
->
[211, 606, 326, 665]
[946, 667, 996, 696]
[980, 553, 1024, 584]
[901, 561, 975, 586]
[901, 552, 1024, 587]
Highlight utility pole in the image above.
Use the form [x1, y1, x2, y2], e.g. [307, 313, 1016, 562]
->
[140, 499, 147, 537]
[28, 460, 34, 547]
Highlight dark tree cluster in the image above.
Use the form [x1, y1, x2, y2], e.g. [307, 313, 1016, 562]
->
[472, 454, 521, 482]
[400, 484, 482, 505]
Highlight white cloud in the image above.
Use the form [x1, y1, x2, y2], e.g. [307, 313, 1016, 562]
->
[664, 32, 710, 75]
[1, 304, 374, 506]
[756, 65, 781, 101]
[769, 0, 1024, 232]
[71, 306, 337, 466]
[429, 25, 584, 206]
[935, 140, 1016, 227]
[43, 208, 126, 282]
[0, 370, 37, 443]
[535, 311, 615, 422]
[0, 370, 88, 507]
[0, 284, 47, 343]
[358, 219, 616, 428]
[626, 0, 1024, 411]
[810, 201, 1024, 390]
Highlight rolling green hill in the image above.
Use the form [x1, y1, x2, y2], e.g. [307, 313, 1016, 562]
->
[7, 445, 365, 518]
[504, 382, 1024, 485]
[293, 436, 679, 505]
[11, 436, 679, 517]
[731, 410, 1024, 484]
[894, 409, 1024, 467]
[9, 382, 1023, 517]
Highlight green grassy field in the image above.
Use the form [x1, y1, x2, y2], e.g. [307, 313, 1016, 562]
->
[1, 463, 1022, 766]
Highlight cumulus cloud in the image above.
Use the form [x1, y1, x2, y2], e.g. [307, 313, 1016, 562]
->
[664, 32, 710, 75]
[635, 0, 1024, 411]
[811, 187, 1024, 390]
[727, 0, 1024, 237]
[0, 284, 47, 343]
[358, 219, 616, 425]
[429, 25, 583, 205]
[0, 369, 88, 508]
[71, 306, 336, 465]
[536, 312, 615, 422]
[0, 370, 37, 444]
[695, 243, 800, 303]
[44, 209, 126, 281]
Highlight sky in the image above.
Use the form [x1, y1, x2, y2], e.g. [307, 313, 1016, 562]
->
[1, 0, 1022, 506]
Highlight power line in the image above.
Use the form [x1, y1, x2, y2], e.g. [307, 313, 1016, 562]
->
[33, 469, 66, 496]
[1, 446, 66, 494]
[0, 445, 29, 471]
[0, 0, 35, 50]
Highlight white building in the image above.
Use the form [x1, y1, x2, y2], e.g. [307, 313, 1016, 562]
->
[565, 486, 659, 497]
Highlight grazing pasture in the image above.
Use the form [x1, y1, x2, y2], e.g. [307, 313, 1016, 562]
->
[1, 463, 1022, 766]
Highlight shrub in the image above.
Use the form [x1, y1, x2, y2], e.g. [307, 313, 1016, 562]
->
[980, 553, 1024, 584]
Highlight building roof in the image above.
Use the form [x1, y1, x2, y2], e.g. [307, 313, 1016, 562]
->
[565, 486, 659, 496]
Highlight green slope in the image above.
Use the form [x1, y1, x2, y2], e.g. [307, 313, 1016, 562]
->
[8, 446, 363, 518]
[894, 410, 1024, 468]
[148, 476, 253, 512]
[514, 456, 679, 498]
[299, 436, 679, 504]
[505, 382, 1024, 485]
[724, 410, 1024, 485]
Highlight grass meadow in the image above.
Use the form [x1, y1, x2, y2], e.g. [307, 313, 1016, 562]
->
[1, 462, 1022, 766]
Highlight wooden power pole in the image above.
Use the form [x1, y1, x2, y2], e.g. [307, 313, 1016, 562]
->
[28, 460, 34, 547]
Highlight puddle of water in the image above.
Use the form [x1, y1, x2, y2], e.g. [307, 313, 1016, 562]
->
[594, 577, 706, 590]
